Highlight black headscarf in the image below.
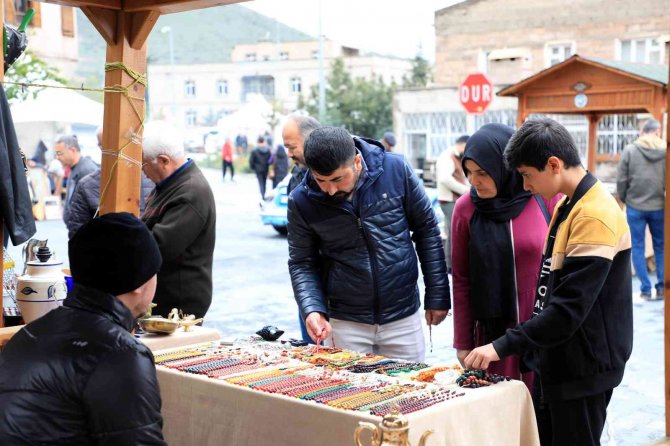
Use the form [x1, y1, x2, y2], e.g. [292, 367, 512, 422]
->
[461, 123, 532, 343]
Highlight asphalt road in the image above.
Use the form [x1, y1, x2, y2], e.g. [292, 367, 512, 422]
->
[4, 167, 665, 445]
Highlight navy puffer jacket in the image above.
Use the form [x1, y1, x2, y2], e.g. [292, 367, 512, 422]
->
[288, 137, 450, 325]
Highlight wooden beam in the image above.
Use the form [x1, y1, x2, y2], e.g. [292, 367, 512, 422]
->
[123, 0, 248, 14]
[586, 113, 601, 174]
[98, 11, 148, 216]
[80, 6, 117, 46]
[129, 10, 160, 50]
[36, 0, 120, 9]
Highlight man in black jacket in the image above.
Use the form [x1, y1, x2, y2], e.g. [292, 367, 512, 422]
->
[141, 121, 216, 319]
[288, 127, 450, 362]
[0, 212, 166, 445]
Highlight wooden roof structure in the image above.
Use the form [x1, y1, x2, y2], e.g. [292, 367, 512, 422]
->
[501, 53, 670, 437]
[498, 54, 668, 172]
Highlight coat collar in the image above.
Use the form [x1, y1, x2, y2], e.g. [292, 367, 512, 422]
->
[63, 284, 136, 332]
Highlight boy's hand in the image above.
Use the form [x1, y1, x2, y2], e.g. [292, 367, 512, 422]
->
[464, 343, 500, 370]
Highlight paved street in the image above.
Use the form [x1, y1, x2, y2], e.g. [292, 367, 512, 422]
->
[4, 167, 666, 445]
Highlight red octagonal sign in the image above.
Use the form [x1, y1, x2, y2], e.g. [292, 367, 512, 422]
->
[459, 73, 493, 114]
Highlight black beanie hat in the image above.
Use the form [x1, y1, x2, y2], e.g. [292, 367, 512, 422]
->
[69, 212, 162, 296]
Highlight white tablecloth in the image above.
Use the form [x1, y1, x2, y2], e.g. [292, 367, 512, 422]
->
[155, 354, 539, 446]
[139, 326, 221, 351]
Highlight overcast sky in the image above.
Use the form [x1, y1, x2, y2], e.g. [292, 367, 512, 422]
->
[242, 0, 462, 61]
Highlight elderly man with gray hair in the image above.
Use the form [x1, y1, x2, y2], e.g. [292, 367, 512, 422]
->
[141, 121, 216, 318]
[617, 118, 667, 301]
[54, 134, 97, 229]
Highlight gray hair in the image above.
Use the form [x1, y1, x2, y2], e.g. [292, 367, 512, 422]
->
[142, 121, 185, 160]
[642, 118, 661, 134]
[288, 114, 321, 140]
[55, 134, 80, 151]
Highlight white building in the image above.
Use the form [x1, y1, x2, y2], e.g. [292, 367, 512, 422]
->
[147, 40, 412, 127]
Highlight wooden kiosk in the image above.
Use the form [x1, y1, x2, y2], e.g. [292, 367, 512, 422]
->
[500, 54, 670, 440]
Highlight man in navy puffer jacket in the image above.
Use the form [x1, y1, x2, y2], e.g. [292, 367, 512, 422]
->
[288, 127, 450, 361]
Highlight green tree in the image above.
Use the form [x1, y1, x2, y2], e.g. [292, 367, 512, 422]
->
[5, 51, 67, 103]
[304, 58, 394, 139]
[402, 54, 432, 88]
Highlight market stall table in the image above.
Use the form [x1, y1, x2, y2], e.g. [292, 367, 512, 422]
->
[150, 342, 540, 446]
[138, 325, 221, 351]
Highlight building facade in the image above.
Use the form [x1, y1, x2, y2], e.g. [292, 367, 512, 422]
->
[395, 0, 669, 177]
[148, 39, 412, 127]
[6, 1, 79, 73]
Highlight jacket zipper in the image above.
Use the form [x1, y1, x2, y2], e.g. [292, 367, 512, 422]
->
[357, 217, 380, 324]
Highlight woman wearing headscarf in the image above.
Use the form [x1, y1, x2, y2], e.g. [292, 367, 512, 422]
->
[451, 123, 561, 390]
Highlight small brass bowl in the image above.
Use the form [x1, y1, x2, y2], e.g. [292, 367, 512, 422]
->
[140, 317, 179, 334]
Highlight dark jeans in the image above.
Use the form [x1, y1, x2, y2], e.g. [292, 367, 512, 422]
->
[626, 206, 664, 294]
[256, 171, 268, 199]
[222, 161, 234, 180]
[532, 379, 612, 445]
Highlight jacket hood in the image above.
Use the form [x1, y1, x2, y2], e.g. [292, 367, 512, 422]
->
[635, 134, 666, 162]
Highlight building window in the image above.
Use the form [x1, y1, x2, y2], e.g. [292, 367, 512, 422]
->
[185, 110, 197, 127]
[184, 80, 196, 97]
[477, 50, 490, 74]
[311, 50, 319, 59]
[60, 5, 75, 37]
[241, 75, 275, 101]
[245, 53, 257, 62]
[290, 77, 302, 94]
[280, 51, 289, 60]
[545, 43, 574, 67]
[216, 80, 228, 97]
[618, 37, 664, 64]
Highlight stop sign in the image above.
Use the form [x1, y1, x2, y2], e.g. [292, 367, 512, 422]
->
[459, 73, 493, 114]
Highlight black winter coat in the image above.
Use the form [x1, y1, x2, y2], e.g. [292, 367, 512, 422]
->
[288, 137, 450, 325]
[0, 285, 166, 445]
[0, 85, 35, 246]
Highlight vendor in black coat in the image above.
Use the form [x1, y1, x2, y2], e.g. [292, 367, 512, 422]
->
[0, 212, 166, 445]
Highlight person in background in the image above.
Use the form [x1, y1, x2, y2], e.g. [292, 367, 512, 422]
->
[66, 128, 154, 239]
[249, 136, 272, 199]
[616, 118, 666, 301]
[435, 134, 469, 272]
[141, 121, 216, 319]
[465, 118, 632, 446]
[222, 138, 235, 181]
[282, 114, 321, 195]
[0, 212, 166, 445]
[451, 123, 560, 392]
[288, 126, 450, 361]
[381, 131, 396, 152]
[55, 134, 97, 229]
[281, 114, 322, 343]
[271, 144, 289, 187]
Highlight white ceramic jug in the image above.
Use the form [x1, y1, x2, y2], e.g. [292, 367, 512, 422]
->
[16, 246, 67, 323]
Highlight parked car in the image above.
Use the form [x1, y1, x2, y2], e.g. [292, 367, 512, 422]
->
[259, 175, 444, 235]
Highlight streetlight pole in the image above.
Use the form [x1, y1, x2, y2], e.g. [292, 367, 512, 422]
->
[317, 0, 325, 122]
[161, 25, 176, 123]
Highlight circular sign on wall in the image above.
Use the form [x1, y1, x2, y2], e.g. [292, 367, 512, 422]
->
[574, 93, 588, 108]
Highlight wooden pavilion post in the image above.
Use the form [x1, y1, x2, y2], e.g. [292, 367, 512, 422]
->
[81, 7, 159, 216]
[586, 113, 601, 173]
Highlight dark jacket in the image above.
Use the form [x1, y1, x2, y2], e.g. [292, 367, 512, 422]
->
[142, 161, 216, 318]
[0, 84, 35, 246]
[494, 175, 633, 402]
[249, 146, 271, 174]
[616, 134, 666, 211]
[0, 285, 166, 445]
[287, 165, 306, 195]
[288, 137, 450, 325]
[63, 156, 98, 225]
[66, 169, 155, 239]
[273, 145, 290, 184]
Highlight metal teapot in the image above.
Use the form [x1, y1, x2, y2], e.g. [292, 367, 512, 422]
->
[16, 243, 67, 323]
[354, 409, 433, 446]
